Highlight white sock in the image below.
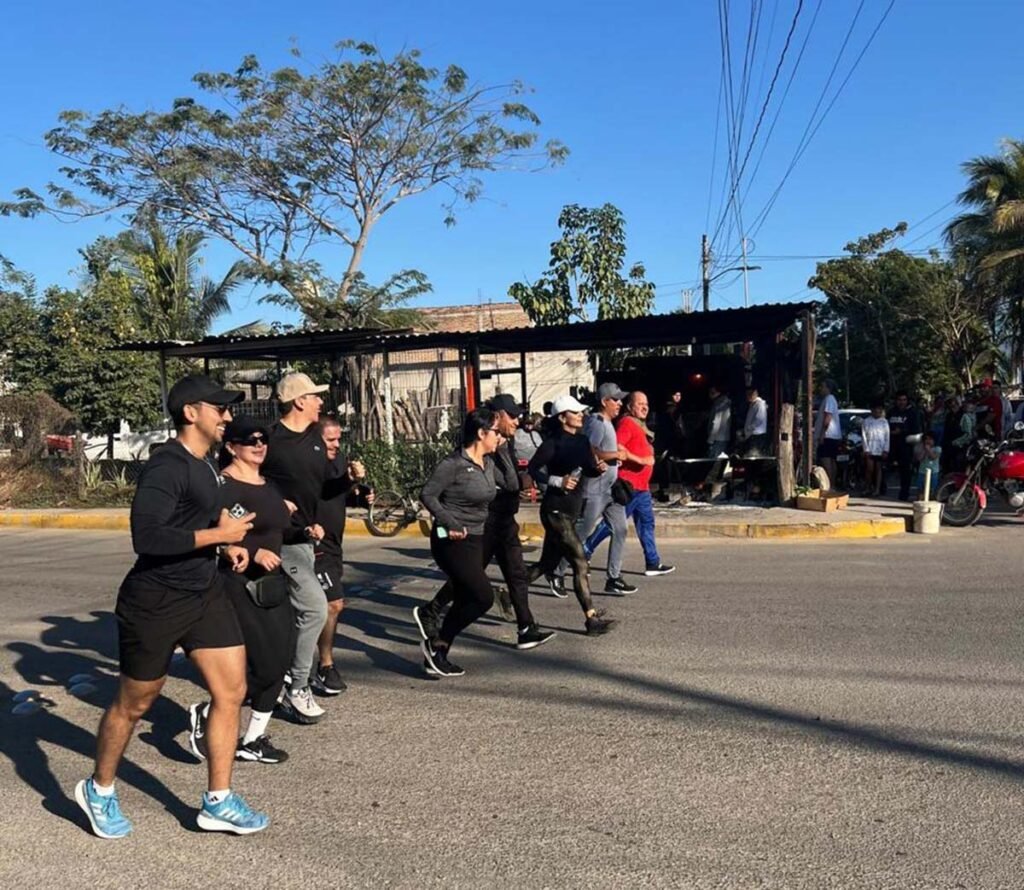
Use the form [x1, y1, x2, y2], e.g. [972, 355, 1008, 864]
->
[92, 779, 115, 797]
[205, 789, 230, 804]
[243, 710, 272, 745]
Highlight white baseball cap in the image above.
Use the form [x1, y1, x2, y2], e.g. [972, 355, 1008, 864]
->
[550, 395, 589, 416]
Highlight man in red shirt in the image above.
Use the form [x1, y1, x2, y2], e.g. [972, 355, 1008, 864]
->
[584, 391, 675, 576]
[977, 379, 1003, 440]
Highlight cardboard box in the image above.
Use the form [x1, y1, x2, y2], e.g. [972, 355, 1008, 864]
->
[796, 491, 849, 512]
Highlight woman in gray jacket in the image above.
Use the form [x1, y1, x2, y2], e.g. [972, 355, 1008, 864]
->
[418, 407, 501, 677]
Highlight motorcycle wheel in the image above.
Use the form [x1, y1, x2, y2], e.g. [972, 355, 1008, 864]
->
[936, 478, 983, 527]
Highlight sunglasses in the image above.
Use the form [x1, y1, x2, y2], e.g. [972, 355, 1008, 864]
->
[198, 401, 233, 416]
[233, 435, 267, 447]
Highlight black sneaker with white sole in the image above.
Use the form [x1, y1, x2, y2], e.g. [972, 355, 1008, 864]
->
[236, 735, 289, 764]
[547, 574, 568, 598]
[420, 640, 465, 677]
[188, 702, 209, 761]
[644, 563, 676, 576]
[515, 625, 556, 650]
[312, 663, 347, 695]
[604, 576, 638, 595]
[413, 604, 440, 642]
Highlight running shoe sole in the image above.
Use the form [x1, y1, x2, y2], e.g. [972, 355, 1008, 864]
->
[515, 631, 556, 651]
[235, 748, 286, 764]
[549, 583, 569, 599]
[187, 703, 207, 761]
[420, 640, 465, 677]
[74, 780, 130, 840]
[278, 698, 323, 725]
[644, 566, 676, 576]
[196, 811, 269, 835]
[412, 606, 434, 642]
[310, 677, 345, 696]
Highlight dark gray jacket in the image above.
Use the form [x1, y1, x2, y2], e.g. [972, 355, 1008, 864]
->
[421, 449, 497, 535]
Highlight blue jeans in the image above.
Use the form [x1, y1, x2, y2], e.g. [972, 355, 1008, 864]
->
[585, 490, 660, 569]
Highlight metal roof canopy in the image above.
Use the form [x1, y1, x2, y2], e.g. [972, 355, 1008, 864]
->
[115, 302, 815, 360]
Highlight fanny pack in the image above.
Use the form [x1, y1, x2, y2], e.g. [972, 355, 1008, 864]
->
[245, 571, 289, 609]
[611, 478, 636, 506]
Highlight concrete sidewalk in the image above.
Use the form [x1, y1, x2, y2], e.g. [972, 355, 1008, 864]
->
[0, 496, 910, 540]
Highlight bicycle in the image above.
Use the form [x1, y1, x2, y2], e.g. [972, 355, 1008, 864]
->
[366, 482, 428, 537]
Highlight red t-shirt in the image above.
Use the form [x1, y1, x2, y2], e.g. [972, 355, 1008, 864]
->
[616, 416, 654, 491]
[980, 394, 1002, 436]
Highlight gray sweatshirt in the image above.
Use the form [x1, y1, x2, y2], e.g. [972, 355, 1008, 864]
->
[421, 449, 497, 535]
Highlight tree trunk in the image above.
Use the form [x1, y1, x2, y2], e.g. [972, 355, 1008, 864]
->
[776, 403, 796, 505]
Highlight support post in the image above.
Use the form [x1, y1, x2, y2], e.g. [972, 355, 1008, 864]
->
[467, 341, 482, 409]
[701, 233, 710, 312]
[519, 350, 528, 409]
[801, 310, 816, 487]
[158, 351, 171, 432]
[382, 349, 394, 446]
[777, 403, 796, 504]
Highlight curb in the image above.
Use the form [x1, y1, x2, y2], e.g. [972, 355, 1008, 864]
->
[0, 512, 907, 540]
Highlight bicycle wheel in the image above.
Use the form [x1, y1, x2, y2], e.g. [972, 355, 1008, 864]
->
[367, 489, 410, 537]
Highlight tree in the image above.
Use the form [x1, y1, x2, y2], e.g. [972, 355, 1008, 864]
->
[0, 256, 48, 393]
[3, 41, 567, 308]
[509, 203, 655, 325]
[114, 223, 246, 340]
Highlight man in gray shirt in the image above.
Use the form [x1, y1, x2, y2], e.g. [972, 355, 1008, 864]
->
[554, 382, 637, 595]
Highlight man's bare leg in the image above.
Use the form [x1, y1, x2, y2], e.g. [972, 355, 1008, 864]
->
[190, 645, 246, 792]
[93, 675, 166, 786]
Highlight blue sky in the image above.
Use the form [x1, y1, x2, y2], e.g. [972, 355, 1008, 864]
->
[1, 0, 1021, 331]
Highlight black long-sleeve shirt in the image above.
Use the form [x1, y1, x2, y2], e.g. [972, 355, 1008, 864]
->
[315, 457, 355, 558]
[527, 429, 602, 518]
[261, 420, 328, 528]
[219, 477, 305, 580]
[489, 441, 522, 517]
[127, 439, 222, 591]
[421, 449, 496, 534]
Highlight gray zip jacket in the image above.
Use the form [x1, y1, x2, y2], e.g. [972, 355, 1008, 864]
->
[421, 449, 497, 535]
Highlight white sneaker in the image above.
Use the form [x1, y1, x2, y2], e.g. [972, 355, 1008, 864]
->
[282, 686, 324, 724]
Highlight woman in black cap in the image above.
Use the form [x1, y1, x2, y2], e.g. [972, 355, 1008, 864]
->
[187, 416, 314, 764]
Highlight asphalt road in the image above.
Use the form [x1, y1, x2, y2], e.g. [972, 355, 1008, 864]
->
[0, 523, 1021, 889]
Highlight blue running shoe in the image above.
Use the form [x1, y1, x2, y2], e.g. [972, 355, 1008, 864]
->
[74, 778, 132, 839]
[196, 791, 269, 835]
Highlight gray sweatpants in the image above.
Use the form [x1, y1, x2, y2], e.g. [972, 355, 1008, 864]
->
[281, 542, 327, 689]
[556, 488, 628, 581]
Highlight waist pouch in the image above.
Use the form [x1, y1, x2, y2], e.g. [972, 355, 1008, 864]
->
[245, 571, 289, 609]
[611, 478, 636, 506]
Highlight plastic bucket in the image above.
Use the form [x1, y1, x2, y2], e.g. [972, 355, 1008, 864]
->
[912, 501, 941, 534]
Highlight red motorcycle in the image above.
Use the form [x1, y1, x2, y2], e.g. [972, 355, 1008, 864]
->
[936, 424, 1024, 526]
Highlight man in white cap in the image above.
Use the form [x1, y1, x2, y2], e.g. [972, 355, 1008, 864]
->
[261, 372, 332, 724]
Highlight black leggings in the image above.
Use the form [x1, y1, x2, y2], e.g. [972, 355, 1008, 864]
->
[427, 515, 536, 630]
[223, 571, 296, 713]
[529, 508, 594, 614]
[431, 533, 494, 651]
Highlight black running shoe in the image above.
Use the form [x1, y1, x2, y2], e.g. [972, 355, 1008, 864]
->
[235, 735, 289, 764]
[312, 663, 347, 695]
[516, 625, 556, 650]
[188, 702, 209, 762]
[413, 604, 440, 642]
[420, 640, 465, 677]
[547, 574, 568, 598]
[585, 615, 617, 635]
[644, 563, 676, 577]
[604, 576, 638, 595]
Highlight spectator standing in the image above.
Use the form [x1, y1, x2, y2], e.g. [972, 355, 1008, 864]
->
[887, 391, 922, 501]
[860, 401, 890, 496]
[584, 391, 675, 577]
[928, 394, 947, 444]
[741, 386, 769, 456]
[951, 397, 976, 471]
[995, 380, 1013, 438]
[514, 413, 545, 463]
[706, 385, 732, 457]
[913, 432, 942, 498]
[940, 396, 962, 474]
[814, 380, 842, 489]
[975, 379, 1002, 440]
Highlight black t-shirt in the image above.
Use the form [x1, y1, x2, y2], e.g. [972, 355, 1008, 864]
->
[127, 439, 222, 591]
[261, 420, 328, 527]
[527, 429, 602, 518]
[219, 476, 303, 580]
[315, 458, 354, 557]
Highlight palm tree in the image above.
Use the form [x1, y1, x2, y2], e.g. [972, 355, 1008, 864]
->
[116, 224, 247, 340]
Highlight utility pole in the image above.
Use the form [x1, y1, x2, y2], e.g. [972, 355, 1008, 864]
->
[701, 234, 711, 312]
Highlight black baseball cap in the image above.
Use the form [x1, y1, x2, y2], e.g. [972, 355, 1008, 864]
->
[167, 374, 245, 414]
[486, 394, 525, 418]
[223, 415, 268, 443]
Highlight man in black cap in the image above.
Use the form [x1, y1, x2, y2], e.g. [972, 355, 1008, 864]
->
[413, 394, 555, 650]
[75, 374, 271, 838]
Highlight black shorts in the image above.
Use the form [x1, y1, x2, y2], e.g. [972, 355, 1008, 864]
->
[116, 573, 244, 681]
[314, 550, 345, 602]
[817, 438, 841, 460]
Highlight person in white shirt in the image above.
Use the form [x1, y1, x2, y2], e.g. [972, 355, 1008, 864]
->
[741, 386, 769, 456]
[814, 379, 843, 488]
[860, 401, 890, 496]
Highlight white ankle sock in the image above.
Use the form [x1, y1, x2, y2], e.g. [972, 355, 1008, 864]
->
[243, 710, 272, 745]
[205, 789, 230, 804]
[92, 779, 115, 797]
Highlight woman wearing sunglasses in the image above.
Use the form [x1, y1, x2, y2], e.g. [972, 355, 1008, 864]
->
[418, 407, 502, 677]
[188, 416, 315, 764]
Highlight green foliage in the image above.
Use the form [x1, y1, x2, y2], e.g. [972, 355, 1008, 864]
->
[509, 203, 655, 326]
[0, 258, 48, 391]
[4, 41, 567, 307]
[809, 226, 990, 403]
[350, 437, 454, 494]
